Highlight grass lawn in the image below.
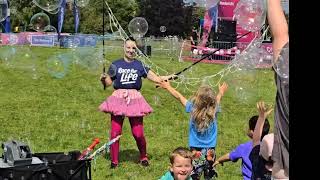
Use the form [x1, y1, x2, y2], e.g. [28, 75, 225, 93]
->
[0, 45, 276, 179]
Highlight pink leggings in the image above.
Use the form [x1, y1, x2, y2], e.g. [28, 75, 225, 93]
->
[110, 114, 147, 164]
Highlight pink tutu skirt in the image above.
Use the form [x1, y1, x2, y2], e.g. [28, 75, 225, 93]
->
[99, 89, 153, 117]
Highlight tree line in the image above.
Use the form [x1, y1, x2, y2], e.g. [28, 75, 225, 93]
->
[6, 0, 205, 38]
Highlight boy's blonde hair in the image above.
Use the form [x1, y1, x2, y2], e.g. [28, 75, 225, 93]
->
[190, 85, 216, 133]
[170, 147, 193, 164]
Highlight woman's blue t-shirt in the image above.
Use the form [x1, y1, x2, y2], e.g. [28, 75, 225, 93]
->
[108, 59, 149, 90]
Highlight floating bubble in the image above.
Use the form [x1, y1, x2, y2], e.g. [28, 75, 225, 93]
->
[6, 46, 38, 79]
[0, 45, 16, 65]
[32, 0, 62, 13]
[128, 17, 148, 38]
[73, 47, 101, 71]
[11, 46, 34, 68]
[75, 0, 90, 7]
[30, 12, 51, 32]
[234, 0, 266, 32]
[47, 53, 71, 78]
[232, 39, 267, 69]
[73, 47, 96, 64]
[159, 26, 166, 33]
[0, 0, 8, 22]
[273, 44, 289, 79]
[74, 47, 104, 73]
[226, 68, 259, 104]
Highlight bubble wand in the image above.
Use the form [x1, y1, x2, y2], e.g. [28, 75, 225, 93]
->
[88, 135, 122, 160]
[78, 138, 100, 160]
[156, 29, 257, 87]
[101, 0, 107, 90]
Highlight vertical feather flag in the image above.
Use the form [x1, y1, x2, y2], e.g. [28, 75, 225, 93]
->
[199, 5, 218, 47]
[4, 15, 10, 32]
[73, 0, 79, 33]
[58, 0, 66, 39]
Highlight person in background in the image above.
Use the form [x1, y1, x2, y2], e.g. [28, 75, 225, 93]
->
[213, 115, 270, 180]
[266, 0, 289, 178]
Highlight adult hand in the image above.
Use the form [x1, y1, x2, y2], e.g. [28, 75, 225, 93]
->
[100, 73, 107, 86]
[156, 79, 171, 89]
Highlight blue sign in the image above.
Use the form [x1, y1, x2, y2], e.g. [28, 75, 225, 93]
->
[31, 35, 55, 47]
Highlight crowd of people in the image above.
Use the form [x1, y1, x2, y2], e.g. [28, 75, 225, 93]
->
[99, 0, 289, 179]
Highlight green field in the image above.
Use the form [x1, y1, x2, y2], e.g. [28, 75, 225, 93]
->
[0, 45, 276, 179]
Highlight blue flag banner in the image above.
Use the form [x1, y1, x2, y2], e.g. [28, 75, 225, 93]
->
[73, 0, 80, 33]
[1, 0, 10, 33]
[4, 15, 10, 33]
[208, 5, 218, 32]
[58, 0, 66, 39]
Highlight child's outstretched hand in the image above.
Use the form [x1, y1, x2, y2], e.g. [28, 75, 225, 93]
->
[256, 101, 273, 118]
[213, 160, 223, 167]
[156, 80, 171, 89]
[218, 82, 228, 95]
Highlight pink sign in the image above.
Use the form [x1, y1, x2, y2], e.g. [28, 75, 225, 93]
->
[218, 0, 240, 20]
[1, 32, 44, 45]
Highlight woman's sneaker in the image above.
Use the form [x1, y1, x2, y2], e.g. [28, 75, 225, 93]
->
[139, 158, 149, 167]
[110, 162, 118, 169]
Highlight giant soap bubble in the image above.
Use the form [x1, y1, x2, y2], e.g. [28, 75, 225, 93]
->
[30, 12, 51, 32]
[234, 0, 266, 32]
[128, 17, 148, 39]
[8, 46, 36, 74]
[225, 68, 259, 104]
[47, 53, 71, 79]
[0, 0, 8, 22]
[32, 0, 62, 13]
[75, 0, 90, 7]
[0, 45, 16, 65]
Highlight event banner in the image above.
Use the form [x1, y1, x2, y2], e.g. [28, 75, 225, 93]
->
[59, 34, 97, 48]
[30, 35, 55, 47]
[0, 32, 43, 45]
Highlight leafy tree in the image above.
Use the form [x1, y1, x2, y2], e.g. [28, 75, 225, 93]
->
[79, 0, 139, 35]
[136, 0, 204, 38]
